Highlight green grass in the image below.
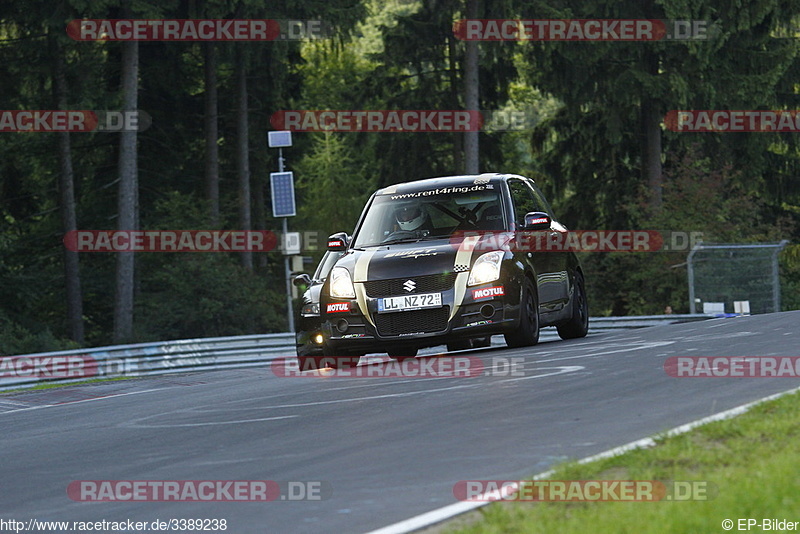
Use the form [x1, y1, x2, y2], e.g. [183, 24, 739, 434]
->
[1, 375, 134, 394]
[447, 390, 800, 534]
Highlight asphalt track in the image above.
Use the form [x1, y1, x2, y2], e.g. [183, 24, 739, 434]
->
[1, 311, 799, 534]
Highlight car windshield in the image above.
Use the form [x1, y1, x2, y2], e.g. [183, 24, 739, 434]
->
[353, 184, 506, 248]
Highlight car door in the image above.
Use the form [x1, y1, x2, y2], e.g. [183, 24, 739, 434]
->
[527, 180, 570, 306]
[507, 178, 569, 310]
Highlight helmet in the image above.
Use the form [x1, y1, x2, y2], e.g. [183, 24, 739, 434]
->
[395, 204, 428, 231]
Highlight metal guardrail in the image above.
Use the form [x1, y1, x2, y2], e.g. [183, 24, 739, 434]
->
[0, 333, 296, 391]
[0, 314, 718, 390]
[588, 313, 718, 330]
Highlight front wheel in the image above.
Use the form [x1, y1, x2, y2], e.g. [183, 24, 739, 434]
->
[504, 278, 540, 348]
[557, 271, 589, 340]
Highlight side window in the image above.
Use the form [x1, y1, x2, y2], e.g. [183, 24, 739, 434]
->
[314, 251, 344, 281]
[508, 179, 548, 228]
[528, 182, 554, 216]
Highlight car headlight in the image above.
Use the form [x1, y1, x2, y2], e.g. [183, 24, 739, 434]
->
[300, 303, 320, 317]
[330, 267, 356, 298]
[468, 251, 504, 286]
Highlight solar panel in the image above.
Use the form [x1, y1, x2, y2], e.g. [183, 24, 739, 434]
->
[270, 171, 296, 217]
[268, 130, 292, 148]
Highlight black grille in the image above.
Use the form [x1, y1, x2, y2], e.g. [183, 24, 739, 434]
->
[374, 306, 450, 336]
[363, 273, 456, 297]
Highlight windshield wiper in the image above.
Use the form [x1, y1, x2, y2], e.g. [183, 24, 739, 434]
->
[415, 234, 449, 241]
[379, 236, 425, 246]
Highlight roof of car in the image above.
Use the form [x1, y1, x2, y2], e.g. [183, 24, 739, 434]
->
[375, 173, 526, 196]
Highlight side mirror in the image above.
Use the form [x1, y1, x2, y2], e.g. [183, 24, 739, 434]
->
[327, 232, 349, 251]
[523, 212, 551, 230]
[293, 273, 312, 287]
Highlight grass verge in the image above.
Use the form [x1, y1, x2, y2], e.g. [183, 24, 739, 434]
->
[0, 375, 135, 394]
[442, 389, 800, 534]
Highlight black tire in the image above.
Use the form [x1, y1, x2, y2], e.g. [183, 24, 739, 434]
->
[504, 278, 540, 348]
[388, 347, 418, 361]
[446, 339, 473, 352]
[472, 336, 492, 348]
[557, 271, 589, 340]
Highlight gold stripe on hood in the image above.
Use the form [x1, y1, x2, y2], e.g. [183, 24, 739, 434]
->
[450, 235, 480, 321]
[353, 249, 377, 327]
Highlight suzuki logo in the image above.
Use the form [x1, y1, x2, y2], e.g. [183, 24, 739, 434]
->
[403, 279, 416, 292]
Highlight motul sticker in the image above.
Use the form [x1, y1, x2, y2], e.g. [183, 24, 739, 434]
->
[326, 302, 350, 313]
[472, 286, 504, 299]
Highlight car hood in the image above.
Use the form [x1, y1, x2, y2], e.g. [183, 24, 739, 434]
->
[339, 238, 482, 281]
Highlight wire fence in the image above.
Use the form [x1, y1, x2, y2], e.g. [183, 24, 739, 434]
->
[687, 241, 789, 314]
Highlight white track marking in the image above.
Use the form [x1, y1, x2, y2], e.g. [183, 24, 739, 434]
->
[130, 415, 299, 428]
[119, 366, 583, 428]
[363, 385, 800, 534]
[0, 388, 168, 415]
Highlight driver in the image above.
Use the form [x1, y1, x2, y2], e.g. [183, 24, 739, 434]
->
[395, 204, 432, 233]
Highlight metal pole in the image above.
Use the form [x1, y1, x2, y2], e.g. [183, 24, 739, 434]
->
[283, 217, 294, 332]
[772, 240, 789, 313]
[278, 148, 295, 333]
[687, 242, 701, 314]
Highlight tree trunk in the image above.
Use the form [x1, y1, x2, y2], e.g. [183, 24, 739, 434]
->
[236, 46, 253, 270]
[448, 34, 463, 172]
[463, 0, 480, 174]
[642, 99, 663, 211]
[640, 0, 662, 212]
[254, 173, 268, 269]
[204, 41, 220, 227]
[113, 34, 139, 343]
[53, 39, 84, 344]
[641, 47, 662, 212]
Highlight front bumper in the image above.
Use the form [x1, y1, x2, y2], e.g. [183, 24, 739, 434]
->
[323, 281, 519, 352]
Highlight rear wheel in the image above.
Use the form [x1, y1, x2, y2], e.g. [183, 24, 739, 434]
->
[504, 278, 540, 348]
[557, 271, 589, 340]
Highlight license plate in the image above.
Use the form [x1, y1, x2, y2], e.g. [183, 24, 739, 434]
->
[377, 292, 442, 313]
